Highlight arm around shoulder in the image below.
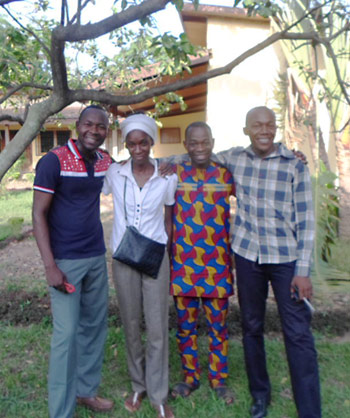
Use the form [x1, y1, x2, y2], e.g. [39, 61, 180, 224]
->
[212, 146, 244, 166]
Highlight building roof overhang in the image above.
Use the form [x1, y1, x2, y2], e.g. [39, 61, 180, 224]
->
[112, 53, 210, 118]
[180, 3, 268, 22]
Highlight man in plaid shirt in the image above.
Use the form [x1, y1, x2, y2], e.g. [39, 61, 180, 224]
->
[215, 106, 321, 418]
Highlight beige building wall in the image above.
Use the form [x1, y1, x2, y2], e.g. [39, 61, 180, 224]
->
[206, 17, 283, 152]
[114, 111, 206, 161]
[154, 111, 206, 158]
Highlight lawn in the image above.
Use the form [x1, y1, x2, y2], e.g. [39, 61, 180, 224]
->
[0, 323, 349, 418]
[0, 190, 33, 241]
[1, 189, 350, 417]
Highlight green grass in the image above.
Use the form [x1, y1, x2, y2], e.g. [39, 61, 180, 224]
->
[328, 239, 350, 275]
[0, 325, 349, 418]
[0, 190, 349, 416]
[0, 190, 33, 241]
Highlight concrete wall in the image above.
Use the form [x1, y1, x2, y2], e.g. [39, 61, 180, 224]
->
[206, 16, 283, 152]
[154, 111, 206, 157]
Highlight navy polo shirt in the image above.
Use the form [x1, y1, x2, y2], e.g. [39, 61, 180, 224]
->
[33, 139, 112, 259]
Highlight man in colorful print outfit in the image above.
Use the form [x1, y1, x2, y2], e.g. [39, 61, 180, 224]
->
[169, 122, 235, 405]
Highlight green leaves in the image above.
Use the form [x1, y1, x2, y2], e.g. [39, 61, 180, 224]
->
[241, 0, 281, 17]
[153, 92, 187, 116]
[312, 162, 339, 262]
[86, 24, 201, 104]
[0, 18, 51, 103]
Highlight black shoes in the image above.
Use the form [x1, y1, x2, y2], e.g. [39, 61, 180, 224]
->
[250, 397, 269, 418]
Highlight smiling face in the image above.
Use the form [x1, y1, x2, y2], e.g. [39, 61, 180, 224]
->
[243, 107, 277, 158]
[184, 124, 214, 169]
[125, 129, 153, 165]
[75, 108, 109, 156]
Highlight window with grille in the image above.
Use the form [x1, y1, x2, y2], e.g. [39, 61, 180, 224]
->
[40, 131, 54, 153]
[38, 130, 71, 154]
[57, 130, 70, 146]
[0, 130, 5, 152]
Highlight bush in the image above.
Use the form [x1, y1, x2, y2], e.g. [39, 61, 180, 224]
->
[312, 162, 339, 262]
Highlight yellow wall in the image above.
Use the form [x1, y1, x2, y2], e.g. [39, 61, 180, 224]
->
[154, 111, 206, 158]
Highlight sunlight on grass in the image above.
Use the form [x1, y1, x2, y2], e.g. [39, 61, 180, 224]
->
[0, 190, 33, 224]
[0, 190, 33, 241]
[329, 239, 350, 274]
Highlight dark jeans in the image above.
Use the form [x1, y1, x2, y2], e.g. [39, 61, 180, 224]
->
[235, 253, 321, 418]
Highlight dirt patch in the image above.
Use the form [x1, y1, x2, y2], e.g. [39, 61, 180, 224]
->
[1, 288, 350, 338]
[1, 194, 350, 337]
[0, 289, 51, 325]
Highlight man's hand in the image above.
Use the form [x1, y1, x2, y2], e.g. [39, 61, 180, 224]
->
[292, 149, 308, 165]
[291, 275, 313, 300]
[159, 162, 173, 177]
[45, 264, 68, 293]
[116, 158, 129, 166]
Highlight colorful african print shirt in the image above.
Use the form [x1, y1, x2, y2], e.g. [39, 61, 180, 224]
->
[170, 161, 234, 298]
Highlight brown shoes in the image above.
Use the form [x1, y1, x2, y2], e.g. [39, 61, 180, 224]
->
[77, 396, 114, 412]
[124, 391, 146, 413]
[153, 403, 175, 418]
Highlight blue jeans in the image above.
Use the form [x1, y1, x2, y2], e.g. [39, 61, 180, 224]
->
[48, 255, 108, 418]
[235, 253, 321, 418]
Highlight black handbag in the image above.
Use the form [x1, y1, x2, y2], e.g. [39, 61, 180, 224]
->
[112, 178, 165, 279]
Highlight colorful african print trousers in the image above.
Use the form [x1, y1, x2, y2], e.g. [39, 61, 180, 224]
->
[174, 296, 229, 388]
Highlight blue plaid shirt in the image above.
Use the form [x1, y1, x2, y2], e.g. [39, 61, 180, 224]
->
[162, 142, 314, 277]
[214, 143, 314, 277]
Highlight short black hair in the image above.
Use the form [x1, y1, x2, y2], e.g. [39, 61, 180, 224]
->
[185, 121, 213, 140]
[78, 105, 107, 122]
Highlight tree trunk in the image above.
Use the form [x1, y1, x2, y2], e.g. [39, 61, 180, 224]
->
[0, 96, 69, 180]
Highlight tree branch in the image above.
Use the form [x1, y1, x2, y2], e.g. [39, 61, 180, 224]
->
[276, 1, 330, 33]
[68, 0, 92, 25]
[0, 93, 72, 179]
[0, 114, 24, 124]
[50, 36, 69, 93]
[327, 20, 350, 43]
[0, 0, 22, 5]
[68, 30, 324, 106]
[323, 39, 350, 107]
[54, 0, 170, 42]
[60, 0, 66, 25]
[77, 0, 82, 25]
[50, 0, 171, 95]
[0, 83, 53, 105]
[3, 5, 51, 56]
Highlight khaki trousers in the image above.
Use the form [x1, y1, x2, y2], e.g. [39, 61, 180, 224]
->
[112, 253, 170, 405]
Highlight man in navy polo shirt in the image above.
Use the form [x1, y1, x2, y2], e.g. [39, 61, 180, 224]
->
[33, 105, 114, 417]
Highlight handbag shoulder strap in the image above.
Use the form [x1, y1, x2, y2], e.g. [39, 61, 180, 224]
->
[123, 177, 129, 225]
